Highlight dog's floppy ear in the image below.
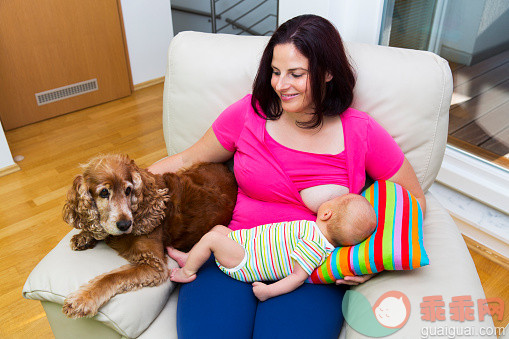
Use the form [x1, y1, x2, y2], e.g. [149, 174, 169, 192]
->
[62, 175, 101, 234]
[129, 161, 170, 235]
[130, 164, 143, 213]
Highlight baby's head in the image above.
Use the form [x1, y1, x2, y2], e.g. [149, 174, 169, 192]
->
[317, 194, 377, 247]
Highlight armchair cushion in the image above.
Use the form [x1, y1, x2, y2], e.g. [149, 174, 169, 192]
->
[22, 230, 178, 338]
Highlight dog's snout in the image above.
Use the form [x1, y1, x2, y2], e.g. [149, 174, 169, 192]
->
[116, 220, 132, 232]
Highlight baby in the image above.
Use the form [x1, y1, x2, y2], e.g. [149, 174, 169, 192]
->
[168, 193, 377, 301]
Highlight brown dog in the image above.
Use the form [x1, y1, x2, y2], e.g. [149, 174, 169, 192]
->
[61, 154, 237, 318]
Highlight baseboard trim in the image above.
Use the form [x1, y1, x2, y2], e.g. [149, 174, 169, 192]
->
[440, 45, 472, 65]
[0, 163, 20, 177]
[471, 40, 509, 65]
[463, 234, 509, 271]
[449, 210, 509, 259]
[441, 41, 509, 66]
[133, 77, 165, 91]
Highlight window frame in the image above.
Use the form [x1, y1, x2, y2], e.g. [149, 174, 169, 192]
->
[436, 145, 509, 214]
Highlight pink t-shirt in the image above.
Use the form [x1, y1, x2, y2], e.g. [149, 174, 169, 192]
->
[212, 94, 404, 231]
[264, 132, 349, 191]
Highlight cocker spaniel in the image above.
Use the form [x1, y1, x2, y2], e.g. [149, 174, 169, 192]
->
[61, 154, 237, 318]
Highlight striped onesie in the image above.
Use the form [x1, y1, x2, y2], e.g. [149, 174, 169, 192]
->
[216, 220, 335, 282]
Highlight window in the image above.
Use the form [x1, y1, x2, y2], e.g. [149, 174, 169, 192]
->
[380, 0, 509, 214]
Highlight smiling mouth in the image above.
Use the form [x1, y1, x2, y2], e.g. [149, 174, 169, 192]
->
[281, 93, 299, 100]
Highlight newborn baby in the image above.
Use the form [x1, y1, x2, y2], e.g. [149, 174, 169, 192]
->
[168, 193, 377, 301]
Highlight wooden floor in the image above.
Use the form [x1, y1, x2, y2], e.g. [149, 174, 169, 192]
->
[0, 83, 167, 338]
[0, 83, 507, 338]
[449, 49, 509, 168]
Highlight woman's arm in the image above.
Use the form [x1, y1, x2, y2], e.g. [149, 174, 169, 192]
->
[364, 116, 426, 215]
[336, 160, 425, 287]
[148, 127, 233, 174]
[388, 158, 426, 216]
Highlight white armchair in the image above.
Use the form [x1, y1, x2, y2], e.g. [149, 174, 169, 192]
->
[23, 31, 496, 338]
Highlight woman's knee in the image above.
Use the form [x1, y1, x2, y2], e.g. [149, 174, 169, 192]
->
[177, 255, 257, 339]
[253, 283, 346, 339]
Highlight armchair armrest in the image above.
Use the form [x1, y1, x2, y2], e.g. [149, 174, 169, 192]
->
[23, 230, 179, 338]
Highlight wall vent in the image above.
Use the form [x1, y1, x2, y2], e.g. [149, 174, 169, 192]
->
[35, 79, 98, 106]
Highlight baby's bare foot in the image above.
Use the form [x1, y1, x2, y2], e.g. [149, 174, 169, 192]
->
[169, 268, 196, 283]
[166, 247, 188, 267]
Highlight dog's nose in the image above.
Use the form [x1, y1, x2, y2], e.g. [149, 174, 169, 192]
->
[116, 220, 132, 232]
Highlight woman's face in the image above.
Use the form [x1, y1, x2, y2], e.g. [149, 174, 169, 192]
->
[270, 43, 314, 115]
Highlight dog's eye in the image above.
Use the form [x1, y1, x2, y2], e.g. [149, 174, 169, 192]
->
[99, 188, 110, 199]
[125, 187, 132, 196]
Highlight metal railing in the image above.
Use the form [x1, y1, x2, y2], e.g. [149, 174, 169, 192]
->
[171, 0, 277, 36]
[211, 0, 277, 36]
[172, 4, 222, 20]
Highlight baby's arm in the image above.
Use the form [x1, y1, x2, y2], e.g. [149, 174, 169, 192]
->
[252, 263, 309, 301]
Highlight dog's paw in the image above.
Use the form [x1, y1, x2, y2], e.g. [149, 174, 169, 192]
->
[62, 290, 99, 318]
[70, 232, 97, 251]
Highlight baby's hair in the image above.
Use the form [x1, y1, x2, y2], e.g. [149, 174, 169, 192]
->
[327, 194, 377, 246]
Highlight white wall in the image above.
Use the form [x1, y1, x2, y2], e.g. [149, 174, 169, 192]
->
[278, 0, 384, 45]
[440, 0, 485, 64]
[328, 0, 384, 45]
[440, 0, 509, 64]
[0, 120, 15, 170]
[474, 0, 509, 55]
[278, 0, 330, 26]
[120, 0, 174, 85]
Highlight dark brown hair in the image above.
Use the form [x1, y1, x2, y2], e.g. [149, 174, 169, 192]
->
[251, 14, 356, 129]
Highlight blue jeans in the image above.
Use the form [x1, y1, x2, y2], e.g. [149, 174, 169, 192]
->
[177, 256, 346, 339]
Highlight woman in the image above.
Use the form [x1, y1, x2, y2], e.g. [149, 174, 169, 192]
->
[149, 14, 426, 339]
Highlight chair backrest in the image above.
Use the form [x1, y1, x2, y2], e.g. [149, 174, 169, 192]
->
[163, 31, 452, 192]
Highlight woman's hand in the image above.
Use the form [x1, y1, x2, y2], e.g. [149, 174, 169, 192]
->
[335, 273, 375, 286]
